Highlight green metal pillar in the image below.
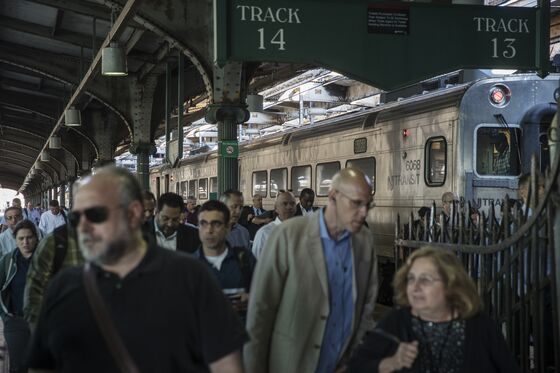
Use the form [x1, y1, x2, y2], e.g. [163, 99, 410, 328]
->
[165, 62, 172, 163]
[177, 52, 184, 160]
[206, 104, 248, 194]
[130, 142, 155, 190]
[205, 62, 249, 195]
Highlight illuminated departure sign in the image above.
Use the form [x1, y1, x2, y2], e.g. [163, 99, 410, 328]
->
[214, 0, 549, 90]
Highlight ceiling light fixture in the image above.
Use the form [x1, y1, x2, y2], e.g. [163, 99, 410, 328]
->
[101, 8, 128, 76]
[65, 106, 82, 127]
[49, 135, 62, 149]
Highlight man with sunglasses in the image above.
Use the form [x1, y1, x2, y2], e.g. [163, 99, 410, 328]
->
[143, 192, 200, 253]
[28, 166, 246, 373]
[0, 207, 23, 254]
[245, 168, 379, 373]
[194, 200, 256, 321]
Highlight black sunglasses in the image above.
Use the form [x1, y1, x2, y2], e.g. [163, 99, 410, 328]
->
[68, 206, 111, 228]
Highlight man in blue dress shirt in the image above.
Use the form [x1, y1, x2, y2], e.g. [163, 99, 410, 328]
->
[245, 168, 378, 373]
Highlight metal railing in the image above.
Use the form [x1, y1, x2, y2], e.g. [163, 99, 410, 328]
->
[394, 157, 559, 373]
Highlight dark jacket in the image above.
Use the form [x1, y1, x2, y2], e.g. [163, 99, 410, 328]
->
[0, 249, 26, 319]
[143, 218, 200, 254]
[348, 307, 520, 373]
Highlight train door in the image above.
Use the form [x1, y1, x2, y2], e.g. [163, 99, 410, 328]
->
[519, 103, 556, 174]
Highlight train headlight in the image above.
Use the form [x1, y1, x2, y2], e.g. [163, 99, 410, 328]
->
[489, 84, 511, 107]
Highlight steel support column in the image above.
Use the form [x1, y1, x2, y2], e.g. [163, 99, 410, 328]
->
[129, 75, 158, 189]
[165, 61, 172, 163]
[90, 110, 116, 167]
[177, 52, 184, 160]
[205, 62, 249, 195]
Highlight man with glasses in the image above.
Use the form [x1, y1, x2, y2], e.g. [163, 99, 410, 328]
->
[245, 168, 379, 373]
[194, 200, 256, 321]
[144, 192, 200, 253]
[28, 166, 247, 373]
[0, 207, 23, 254]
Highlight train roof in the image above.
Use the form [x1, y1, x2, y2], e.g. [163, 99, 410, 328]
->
[151, 72, 557, 173]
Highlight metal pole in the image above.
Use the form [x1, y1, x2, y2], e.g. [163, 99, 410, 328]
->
[177, 51, 184, 160]
[165, 61, 171, 162]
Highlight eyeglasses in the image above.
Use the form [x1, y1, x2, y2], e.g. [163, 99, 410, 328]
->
[406, 274, 443, 287]
[336, 190, 374, 210]
[5, 215, 22, 221]
[199, 220, 225, 229]
[68, 206, 123, 228]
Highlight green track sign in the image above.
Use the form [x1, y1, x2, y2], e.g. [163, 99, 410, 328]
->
[214, 0, 549, 90]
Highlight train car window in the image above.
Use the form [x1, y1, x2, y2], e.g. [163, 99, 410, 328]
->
[291, 166, 312, 197]
[316, 162, 341, 196]
[210, 177, 218, 195]
[199, 178, 208, 200]
[252, 171, 268, 197]
[425, 137, 447, 186]
[188, 180, 198, 199]
[270, 168, 288, 198]
[475, 127, 521, 176]
[179, 181, 188, 199]
[346, 157, 376, 194]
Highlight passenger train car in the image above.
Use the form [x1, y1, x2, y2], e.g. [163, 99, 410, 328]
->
[150, 73, 558, 257]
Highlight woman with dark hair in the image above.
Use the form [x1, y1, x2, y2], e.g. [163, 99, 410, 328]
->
[348, 246, 519, 373]
[0, 219, 38, 372]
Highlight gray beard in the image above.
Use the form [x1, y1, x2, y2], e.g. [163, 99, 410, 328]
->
[79, 235, 132, 266]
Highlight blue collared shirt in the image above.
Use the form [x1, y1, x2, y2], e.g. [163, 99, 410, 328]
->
[226, 223, 251, 250]
[315, 208, 354, 373]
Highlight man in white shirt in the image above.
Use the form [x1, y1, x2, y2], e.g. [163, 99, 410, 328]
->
[39, 200, 67, 234]
[252, 191, 296, 259]
[0, 206, 23, 254]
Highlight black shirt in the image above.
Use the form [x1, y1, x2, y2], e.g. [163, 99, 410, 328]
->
[29, 244, 248, 373]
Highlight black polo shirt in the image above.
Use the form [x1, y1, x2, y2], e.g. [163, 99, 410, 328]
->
[28, 245, 248, 373]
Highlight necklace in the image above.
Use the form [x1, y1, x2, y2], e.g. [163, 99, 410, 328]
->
[417, 317, 453, 373]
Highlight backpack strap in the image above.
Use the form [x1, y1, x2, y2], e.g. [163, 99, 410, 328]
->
[51, 225, 68, 276]
[83, 264, 141, 373]
[232, 246, 252, 291]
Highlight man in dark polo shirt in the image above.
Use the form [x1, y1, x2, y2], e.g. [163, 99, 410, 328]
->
[28, 166, 246, 373]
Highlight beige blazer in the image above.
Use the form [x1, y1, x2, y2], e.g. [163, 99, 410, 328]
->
[244, 210, 378, 373]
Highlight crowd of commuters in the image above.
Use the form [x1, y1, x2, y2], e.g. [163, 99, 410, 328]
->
[0, 165, 524, 372]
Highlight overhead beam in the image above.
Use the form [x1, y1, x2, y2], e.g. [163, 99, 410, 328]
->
[52, 9, 64, 37]
[0, 138, 66, 176]
[23, 0, 142, 191]
[0, 15, 102, 52]
[24, 0, 143, 29]
[0, 91, 59, 120]
[0, 76, 66, 100]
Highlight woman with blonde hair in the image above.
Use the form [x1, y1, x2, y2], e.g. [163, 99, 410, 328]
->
[348, 246, 519, 373]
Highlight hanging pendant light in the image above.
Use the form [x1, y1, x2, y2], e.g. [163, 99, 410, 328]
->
[41, 151, 50, 162]
[49, 135, 62, 149]
[102, 42, 128, 76]
[65, 106, 81, 127]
